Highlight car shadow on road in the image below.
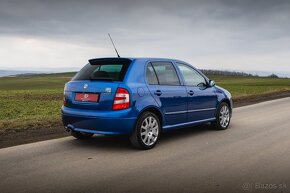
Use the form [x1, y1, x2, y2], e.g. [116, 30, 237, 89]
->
[66, 124, 216, 151]
[159, 124, 215, 143]
[67, 134, 133, 151]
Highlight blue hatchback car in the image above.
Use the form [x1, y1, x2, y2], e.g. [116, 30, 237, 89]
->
[62, 58, 232, 149]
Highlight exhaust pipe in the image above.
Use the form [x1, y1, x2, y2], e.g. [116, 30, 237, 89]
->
[65, 126, 72, 132]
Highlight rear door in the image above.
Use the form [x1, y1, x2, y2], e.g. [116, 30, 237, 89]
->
[64, 58, 131, 111]
[146, 61, 187, 126]
[175, 63, 217, 122]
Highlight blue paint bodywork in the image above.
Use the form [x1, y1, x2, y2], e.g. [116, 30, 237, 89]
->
[62, 58, 232, 135]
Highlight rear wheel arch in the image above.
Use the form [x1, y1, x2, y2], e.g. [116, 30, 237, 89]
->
[130, 111, 161, 149]
[138, 107, 163, 131]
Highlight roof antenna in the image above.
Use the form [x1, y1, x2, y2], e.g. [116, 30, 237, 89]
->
[108, 33, 120, 58]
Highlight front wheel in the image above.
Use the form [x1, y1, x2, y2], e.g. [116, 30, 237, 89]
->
[130, 112, 161, 150]
[212, 102, 231, 130]
[71, 131, 94, 139]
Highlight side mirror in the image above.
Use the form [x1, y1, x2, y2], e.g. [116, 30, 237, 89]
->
[209, 80, 216, 87]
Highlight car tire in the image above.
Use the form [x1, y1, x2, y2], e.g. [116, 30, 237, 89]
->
[71, 131, 94, 139]
[212, 102, 231, 130]
[130, 112, 161, 150]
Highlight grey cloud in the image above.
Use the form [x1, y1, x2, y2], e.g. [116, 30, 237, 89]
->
[0, 0, 290, 73]
[1, 0, 290, 38]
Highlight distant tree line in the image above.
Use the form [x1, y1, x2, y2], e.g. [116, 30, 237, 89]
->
[199, 69, 280, 78]
[200, 69, 256, 77]
[268, 74, 279, 78]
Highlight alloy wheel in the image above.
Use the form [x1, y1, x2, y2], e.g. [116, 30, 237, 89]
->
[140, 116, 159, 146]
[219, 105, 230, 128]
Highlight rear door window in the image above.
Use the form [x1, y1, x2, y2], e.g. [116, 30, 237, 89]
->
[72, 58, 131, 81]
[151, 62, 180, 86]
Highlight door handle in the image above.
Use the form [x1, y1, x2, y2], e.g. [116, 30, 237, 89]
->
[188, 90, 194, 96]
[154, 90, 162, 96]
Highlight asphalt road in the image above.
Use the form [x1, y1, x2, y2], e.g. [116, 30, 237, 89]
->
[1, 98, 290, 193]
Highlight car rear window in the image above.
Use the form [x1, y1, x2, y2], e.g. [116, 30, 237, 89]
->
[72, 58, 132, 81]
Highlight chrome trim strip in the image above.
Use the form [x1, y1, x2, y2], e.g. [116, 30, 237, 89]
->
[163, 118, 216, 129]
[187, 108, 216, 113]
[165, 111, 187, 115]
[165, 108, 216, 115]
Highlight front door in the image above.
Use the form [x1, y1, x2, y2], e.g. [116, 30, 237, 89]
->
[175, 63, 217, 122]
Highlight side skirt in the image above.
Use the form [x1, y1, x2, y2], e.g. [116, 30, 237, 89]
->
[163, 118, 216, 130]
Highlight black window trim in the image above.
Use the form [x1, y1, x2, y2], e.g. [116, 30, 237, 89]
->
[146, 61, 181, 86]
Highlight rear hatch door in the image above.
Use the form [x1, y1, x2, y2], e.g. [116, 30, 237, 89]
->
[64, 58, 131, 111]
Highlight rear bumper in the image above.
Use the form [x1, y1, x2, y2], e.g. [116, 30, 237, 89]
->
[61, 106, 137, 135]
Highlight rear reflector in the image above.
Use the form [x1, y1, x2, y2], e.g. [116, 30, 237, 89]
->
[113, 88, 130, 110]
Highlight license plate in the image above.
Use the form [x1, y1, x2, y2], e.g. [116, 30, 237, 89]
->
[75, 93, 99, 102]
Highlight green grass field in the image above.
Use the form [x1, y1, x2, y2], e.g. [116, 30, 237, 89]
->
[0, 73, 73, 134]
[0, 73, 289, 134]
[208, 75, 290, 99]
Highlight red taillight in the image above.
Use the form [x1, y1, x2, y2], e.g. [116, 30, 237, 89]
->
[113, 88, 130, 110]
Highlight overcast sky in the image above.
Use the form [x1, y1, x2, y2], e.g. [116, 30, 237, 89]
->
[0, 0, 290, 74]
